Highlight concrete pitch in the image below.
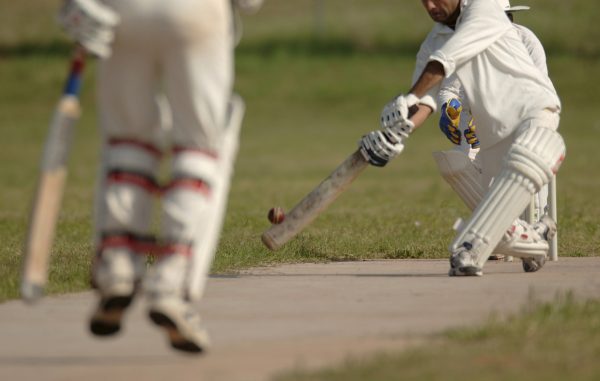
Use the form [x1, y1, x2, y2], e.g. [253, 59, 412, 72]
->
[1, 258, 599, 381]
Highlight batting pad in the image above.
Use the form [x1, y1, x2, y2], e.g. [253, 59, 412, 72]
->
[433, 150, 484, 210]
[450, 126, 565, 267]
[187, 94, 245, 301]
[101, 141, 160, 235]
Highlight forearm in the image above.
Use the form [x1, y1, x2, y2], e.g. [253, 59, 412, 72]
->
[410, 61, 445, 99]
[409, 104, 433, 130]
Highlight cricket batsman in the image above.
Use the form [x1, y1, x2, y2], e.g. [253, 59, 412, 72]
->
[359, 0, 565, 276]
[434, 0, 553, 261]
[57, 0, 263, 353]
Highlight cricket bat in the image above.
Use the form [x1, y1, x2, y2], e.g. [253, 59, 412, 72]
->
[21, 48, 86, 303]
[261, 149, 369, 250]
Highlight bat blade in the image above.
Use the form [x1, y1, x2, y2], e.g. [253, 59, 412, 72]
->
[21, 49, 84, 303]
[21, 96, 81, 302]
[261, 149, 368, 251]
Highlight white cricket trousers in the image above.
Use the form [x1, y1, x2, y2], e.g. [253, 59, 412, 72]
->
[93, 0, 234, 298]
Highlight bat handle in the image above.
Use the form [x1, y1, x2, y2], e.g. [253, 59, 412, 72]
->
[63, 47, 86, 97]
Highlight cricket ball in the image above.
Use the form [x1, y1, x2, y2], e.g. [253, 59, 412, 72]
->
[268, 207, 285, 224]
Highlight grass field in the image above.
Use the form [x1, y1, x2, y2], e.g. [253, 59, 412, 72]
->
[276, 293, 600, 381]
[2, 0, 599, 301]
[0, 0, 599, 380]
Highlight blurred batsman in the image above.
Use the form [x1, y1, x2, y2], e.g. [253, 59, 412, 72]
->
[359, 0, 565, 276]
[57, 0, 263, 353]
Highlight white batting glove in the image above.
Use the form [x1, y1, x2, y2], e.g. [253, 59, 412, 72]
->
[57, 0, 120, 59]
[380, 93, 419, 130]
[359, 129, 406, 167]
[233, 0, 264, 14]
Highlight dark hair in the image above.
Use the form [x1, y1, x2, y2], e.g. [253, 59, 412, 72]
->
[506, 12, 514, 22]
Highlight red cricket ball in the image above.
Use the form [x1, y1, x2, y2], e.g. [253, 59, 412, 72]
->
[268, 207, 285, 224]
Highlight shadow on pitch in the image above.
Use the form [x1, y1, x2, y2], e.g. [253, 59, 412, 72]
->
[0, 354, 192, 367]
[216, 273, 448, 278]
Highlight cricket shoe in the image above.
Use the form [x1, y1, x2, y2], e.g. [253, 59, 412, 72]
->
[89, 248, 145, 336]
[144, 253, 209, 354]
[448, 247, 483, 277]
[148, 295, 210, 354]
[493, 215, 556, 273]
[521, 214, 557, 273]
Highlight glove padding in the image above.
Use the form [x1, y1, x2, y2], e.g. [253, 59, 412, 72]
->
[359, 120, 414, 167]
[380, 93, 419, 130]
[439, 98, 480, 148]
[439, 98, 462, 145]
[359, 130, 404, 167]
[464, 116, 480, 148]
[233, 0, 264, 14]
[360, 93, 418, 167]
[57, 0, 120, 58]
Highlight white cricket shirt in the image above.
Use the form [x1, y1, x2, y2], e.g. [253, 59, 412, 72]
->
[414, 0, 561, 148]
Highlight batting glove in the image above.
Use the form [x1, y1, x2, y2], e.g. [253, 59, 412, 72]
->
[463, 115, 480, 148]
[57, 0, 120, 59]
[380, 94, 419, 130]
[359, 128, 407, 167]
[439, 98, 462, 145]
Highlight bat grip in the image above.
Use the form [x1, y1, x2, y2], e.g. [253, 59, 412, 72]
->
[63, 47, 86, 97]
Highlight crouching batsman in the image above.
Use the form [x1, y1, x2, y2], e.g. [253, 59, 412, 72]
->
[359, 0, 565, 276]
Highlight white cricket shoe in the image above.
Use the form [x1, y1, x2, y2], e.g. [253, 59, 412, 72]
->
[148, 296, 211, 354]
[448, 247, 483, 277]
[145, 254, 210, 354]
[89, 248, 145, 336]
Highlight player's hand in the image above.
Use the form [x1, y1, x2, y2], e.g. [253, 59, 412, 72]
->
[380, 94, 419, 130]
[233, 0, 264, 13]
[57, 0, 120, 59]
[439, 98, 462, 145]
[464, 115, 480, 148]
[359, 128, 406, 167]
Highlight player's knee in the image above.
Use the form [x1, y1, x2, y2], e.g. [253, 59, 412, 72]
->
[102, 139, 162, 232]
[160, 148, 220, 242]
[505, 126, 565, 192]
[169, 147, 219, 189]
[106, 138, 162, 175]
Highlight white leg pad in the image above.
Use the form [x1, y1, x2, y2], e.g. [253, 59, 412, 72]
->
[450, 125, 565, 270]
[161, 153, 219, 245]
[494, 219, 549, 260]
[186, 94, 245, 301]
[433, 149, 484, 211]
[98, 141, 160, 236]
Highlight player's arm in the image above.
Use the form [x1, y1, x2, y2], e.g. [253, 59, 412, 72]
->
[410, 60, 446, 98]
[358, 58, 444, 165]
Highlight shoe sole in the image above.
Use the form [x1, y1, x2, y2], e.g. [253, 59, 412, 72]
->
[522, 256, 546, 273]
[449, 266, 483, 277]
[90, 296, 133, 336]
[148, 311, 204, 354]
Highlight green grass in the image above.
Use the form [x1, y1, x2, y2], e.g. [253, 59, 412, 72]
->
[1, 1, 599, 301]
[274, 294, 600, 381]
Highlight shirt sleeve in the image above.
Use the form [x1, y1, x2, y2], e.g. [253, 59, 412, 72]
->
[428, 0, 513, 77]
[515, 24, 548, 76]
[438, 75, 464, 108]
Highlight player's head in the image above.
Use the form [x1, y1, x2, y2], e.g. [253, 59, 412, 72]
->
[496, 0, 530, 21]
[421, 0, 461, 27]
